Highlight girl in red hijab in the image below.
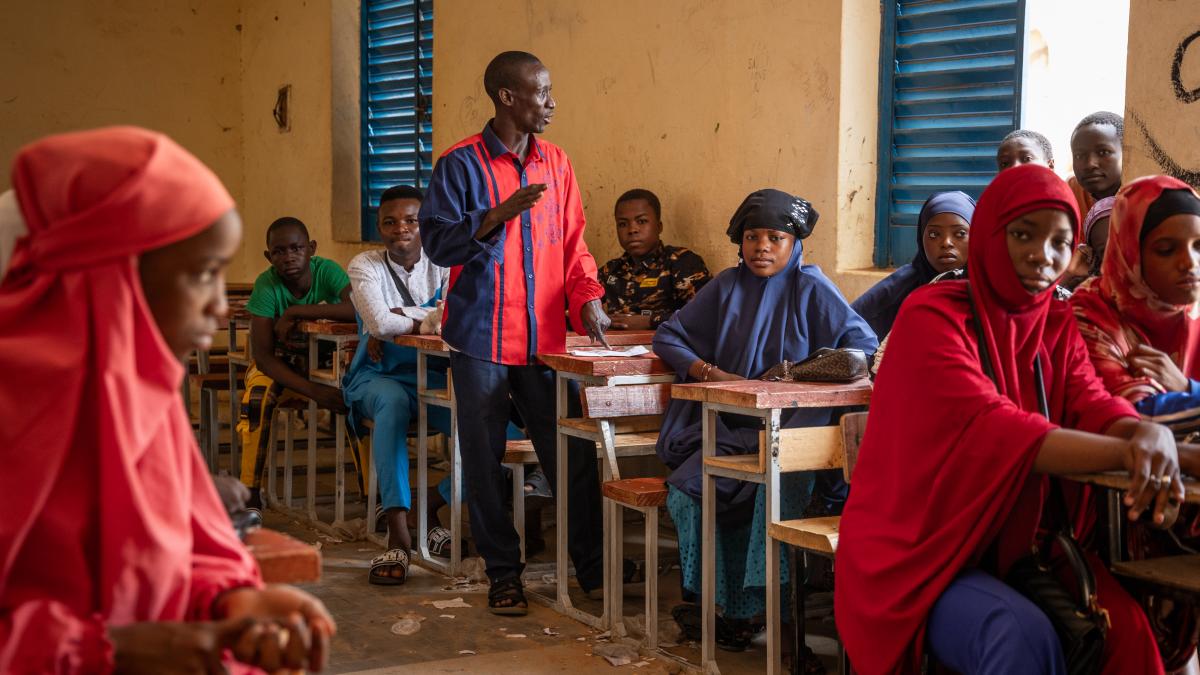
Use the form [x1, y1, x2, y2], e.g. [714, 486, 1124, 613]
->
[1072, 176, 1200, 473]
[835, 164, 1182, 674]
[0, 127, 335, 673]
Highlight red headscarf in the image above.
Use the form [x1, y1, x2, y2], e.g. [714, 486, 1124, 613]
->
[1071, 175, 1200, 402]
[834, 165, 1136, 674]
[0, 127, 260, 672]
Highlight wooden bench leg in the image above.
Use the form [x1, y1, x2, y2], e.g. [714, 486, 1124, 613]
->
[265, 411, 280, 509]
[229, 363, 240, 477]
[335, 413, 346, 524]
[283, 409, 295, 509]
[701, 405, 718, 673]
[510, 462, 526, 564]
[367, 425, 379, 541]
[644, 505, 659, 651]
[608, 497, 624, 636]
[306, 400, 319, 521]
[790, 546, 805, 675]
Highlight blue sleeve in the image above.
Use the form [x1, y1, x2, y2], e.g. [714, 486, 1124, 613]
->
[418, 152, 503, 267]
[1135, 379, 1200, 417]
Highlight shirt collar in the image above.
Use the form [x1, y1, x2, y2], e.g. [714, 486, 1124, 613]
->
[623, 241, 666, 267]
[481, 120, 542, 164]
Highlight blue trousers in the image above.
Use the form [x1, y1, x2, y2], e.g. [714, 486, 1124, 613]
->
[350, 375, 451, 511]
[450, 351, 604, 586]
[927, 569, 1066, 675]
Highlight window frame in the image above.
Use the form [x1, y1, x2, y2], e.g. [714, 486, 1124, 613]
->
[873, 0, 1026, 268]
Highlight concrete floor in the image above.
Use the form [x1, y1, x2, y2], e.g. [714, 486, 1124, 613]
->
[192, 386, 842, 674]
[268, 504, 842, 675]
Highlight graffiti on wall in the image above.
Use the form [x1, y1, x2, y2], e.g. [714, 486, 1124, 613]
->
[1133, 28, 1200, 186]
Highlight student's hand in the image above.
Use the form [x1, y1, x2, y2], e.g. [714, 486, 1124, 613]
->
[212, 474, 251, 515]
[109, 617, 271, 675]
[580, 299, 611, 349]
[707, 367, 745, 383]
[214, 585, 336, 673]
[1129, 344, 1189, 392]
[367, 336, 385, 363]
[478, 184, 548, 238]
[309, 383, 349, 415]
[1122, 421, 1186, 525]
[609, 313, 653, 331]
[420, 301, 443, 335]
[274, 308, 299, 345]
[1060, 245, 1094, 290]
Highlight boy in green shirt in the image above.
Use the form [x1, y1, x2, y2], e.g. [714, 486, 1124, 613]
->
[239, 217, 356, 507]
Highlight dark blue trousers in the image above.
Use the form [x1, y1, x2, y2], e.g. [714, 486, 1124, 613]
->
[927, 568, 1066, 675]
[450, 351, 604, 588]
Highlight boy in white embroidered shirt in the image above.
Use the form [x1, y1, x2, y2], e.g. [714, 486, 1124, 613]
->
[344, 185, 451, 585]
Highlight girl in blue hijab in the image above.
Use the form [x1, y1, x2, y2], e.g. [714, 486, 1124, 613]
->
[851, 190, 976, 338]
[652, 189, 877, 648]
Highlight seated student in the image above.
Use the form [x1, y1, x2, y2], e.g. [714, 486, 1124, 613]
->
[1070, 111, 1124, 216]
[0, 126, 334, 672]
[1082, 196, 1116, 277]
[653, 189, 877, 652]
[851, 191, 975, 339]
[996, 128, 1055, 171]
[835, 165, 1180, 675]
[600, 188, 711, 329]
[344, 185, 452, 584]
[1072, 176, 1200, 478]
[239, 216, 356, 509]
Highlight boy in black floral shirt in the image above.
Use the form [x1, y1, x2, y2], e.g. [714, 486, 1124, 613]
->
[599, 189, 711, 329]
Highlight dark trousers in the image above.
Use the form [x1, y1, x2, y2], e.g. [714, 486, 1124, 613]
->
[450, 351, 604, 588]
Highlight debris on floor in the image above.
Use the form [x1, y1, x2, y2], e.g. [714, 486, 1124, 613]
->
[429, 596, 471, 609]
[389, 612, 425, 636]
[593, 641, 640, 667]
[625, 613, 683, 647]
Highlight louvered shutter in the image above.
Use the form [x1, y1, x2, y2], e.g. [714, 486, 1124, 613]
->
[361, 0, 433, 240]
[875, 0, 1024, 266]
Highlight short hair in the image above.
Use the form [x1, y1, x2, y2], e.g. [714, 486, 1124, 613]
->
[483, 51, 543, 104]
[1074, 111, 1124, 139]
[379, 185, 423, 207]
[1000, 129, 1054, 163]
[614, 188, 662, 220]
[266, 216, 309, 245]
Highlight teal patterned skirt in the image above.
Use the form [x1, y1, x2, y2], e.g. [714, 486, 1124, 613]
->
[667, 472, 814, 620]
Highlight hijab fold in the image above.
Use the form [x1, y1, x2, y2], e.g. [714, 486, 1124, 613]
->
[835, 165, 1135, 674]
[1072, 176, 1200, 402]
[0, 127, 259, 672]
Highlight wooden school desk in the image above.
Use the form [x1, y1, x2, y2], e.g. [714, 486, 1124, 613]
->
[535, 339, 670, 629]
[670, 379, 872, 675]
[1064, 471, 1200, 599]
[259, 320, 358, 536]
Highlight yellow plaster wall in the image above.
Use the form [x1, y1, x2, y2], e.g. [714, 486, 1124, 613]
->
[235, 0, 374, 283]
[1123, 0, 1200, 188]
[432, 0, 882, 295]
[0, 1, 244, 212]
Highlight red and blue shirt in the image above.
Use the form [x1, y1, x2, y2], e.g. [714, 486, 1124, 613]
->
[419, 123, 604, 365]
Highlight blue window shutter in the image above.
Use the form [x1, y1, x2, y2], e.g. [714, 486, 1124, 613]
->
[874, 0, 1025, 266]
[361, 0, 433, 241]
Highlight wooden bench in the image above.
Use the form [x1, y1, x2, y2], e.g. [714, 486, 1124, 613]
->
[500, 385, 667, 565]
[765, 411, 866, 675]
[1112, 554, 1200, 594]
[587, 384, 672, 649]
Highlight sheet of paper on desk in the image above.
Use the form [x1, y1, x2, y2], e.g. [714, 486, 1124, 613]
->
[568, 345, 650, 357]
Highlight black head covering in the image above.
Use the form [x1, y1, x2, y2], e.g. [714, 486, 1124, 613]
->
[1141, 188, 1200, 243]
[726, 189, 818, 244]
